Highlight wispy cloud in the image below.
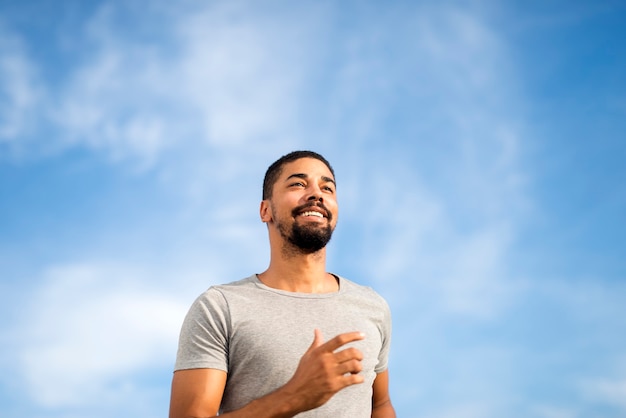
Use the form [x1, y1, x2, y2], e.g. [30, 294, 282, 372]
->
[331, 3, 528, 317]
[42, 1, 328, 168]
[10, 262, 188, 407]
[529, 405, 579, 418]
[0, 23, 42, 143]
[581, 377, 626, 411]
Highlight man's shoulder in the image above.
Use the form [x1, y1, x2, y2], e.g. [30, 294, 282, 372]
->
[184, 276, 260, 318]
[337, 275, 389, 304]
[201, 275, 258, 297]
[215, 275, 258, 288]
[338, 275, 378, 293]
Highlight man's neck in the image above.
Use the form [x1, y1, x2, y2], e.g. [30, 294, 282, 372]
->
[258, 246, 338, 293]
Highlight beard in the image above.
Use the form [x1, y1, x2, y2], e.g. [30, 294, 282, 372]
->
[288, 221, 333, 253]
[275, 203, 334, 254]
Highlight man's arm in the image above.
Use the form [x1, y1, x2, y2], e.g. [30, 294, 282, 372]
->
[169, 330, 365, 418]
[371, 370, 396, 418]
[169, 368, 226, 418]
[169, 368, 303, 418]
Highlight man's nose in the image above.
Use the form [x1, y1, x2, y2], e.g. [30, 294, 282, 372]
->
[306, 188, 323, 202]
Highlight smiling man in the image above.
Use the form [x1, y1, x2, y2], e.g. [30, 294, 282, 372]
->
[169, 151, 396, 418]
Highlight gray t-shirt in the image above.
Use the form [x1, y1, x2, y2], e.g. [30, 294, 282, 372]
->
[175, 274, 392, 417]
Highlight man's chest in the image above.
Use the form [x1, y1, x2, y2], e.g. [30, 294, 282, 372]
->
[226, 297, 383, 383]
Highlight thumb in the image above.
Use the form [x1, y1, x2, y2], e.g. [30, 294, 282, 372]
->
[308, 328, 324, 351]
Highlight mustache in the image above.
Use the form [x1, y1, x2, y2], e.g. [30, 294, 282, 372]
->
[291, 202, 332, 221]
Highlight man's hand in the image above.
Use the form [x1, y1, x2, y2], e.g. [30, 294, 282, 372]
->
[279, 329, 365, 413]
[170, 329, 367, 418]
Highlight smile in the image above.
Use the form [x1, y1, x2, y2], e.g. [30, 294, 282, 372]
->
[299, 211, 325, 218]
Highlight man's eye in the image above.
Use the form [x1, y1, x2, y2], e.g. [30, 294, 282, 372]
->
[290, 182, 304, 187]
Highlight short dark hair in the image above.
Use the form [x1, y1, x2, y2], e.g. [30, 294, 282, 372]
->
[262, 151, 335, 200]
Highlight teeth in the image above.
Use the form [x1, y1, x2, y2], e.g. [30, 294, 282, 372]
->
[301, 211, 324, 218]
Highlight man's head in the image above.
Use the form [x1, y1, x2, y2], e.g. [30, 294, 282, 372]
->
[262, 151, 335, 200]
[261, 151, 337, 254]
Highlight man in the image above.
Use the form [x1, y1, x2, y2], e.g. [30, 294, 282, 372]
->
[170, 151, 396, 417]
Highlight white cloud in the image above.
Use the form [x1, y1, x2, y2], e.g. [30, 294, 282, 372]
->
[0, 24, 41, 142]
[47, 1, 326, 167]
[51, 16, 185, 166]
[530, 405, 579, 418]
[14, 262, 190, 407]
[580, 378, 626, 411]
[7, 204, 272, 409]
[175, 2, 312, 146]
[334, 4, 528, 320]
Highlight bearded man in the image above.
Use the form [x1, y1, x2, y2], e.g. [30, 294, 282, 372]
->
[169, 151, 396, 418]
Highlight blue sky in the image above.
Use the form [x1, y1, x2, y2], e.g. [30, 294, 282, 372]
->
[1, 0, 625, 417]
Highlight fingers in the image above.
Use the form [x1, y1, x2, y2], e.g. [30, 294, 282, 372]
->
[316, 331, 365, 377]
[335, 358, 363, 376]
[334, 346, 363, 364]
[339, 370, 365, 386]
[320, 331, 365, 352]
[287, 329, 365, 410]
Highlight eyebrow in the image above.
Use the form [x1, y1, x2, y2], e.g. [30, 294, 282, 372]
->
[286, 173, 336, 186]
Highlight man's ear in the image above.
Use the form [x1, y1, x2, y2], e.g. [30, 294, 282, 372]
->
[260, 200, 272, 223]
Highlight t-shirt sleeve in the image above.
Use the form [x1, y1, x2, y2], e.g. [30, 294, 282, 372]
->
[375, 298, 392, 374]
[174, 288, 230, 372]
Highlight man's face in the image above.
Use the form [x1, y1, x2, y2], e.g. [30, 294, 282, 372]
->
[263, 157, 338, 253]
